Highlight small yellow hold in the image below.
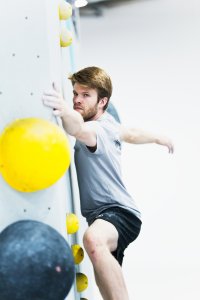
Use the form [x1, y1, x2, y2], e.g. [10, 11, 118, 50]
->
[60, 28, 73, 47]
[60, 28, 72, 47]
[66, 213, 79, 234]
[76, 272, 88, 292]
[71, 244, 84, 264]
[59, 1, 72, 20]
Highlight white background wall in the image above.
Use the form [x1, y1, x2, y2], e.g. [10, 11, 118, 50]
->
[77, 0, 200, 299]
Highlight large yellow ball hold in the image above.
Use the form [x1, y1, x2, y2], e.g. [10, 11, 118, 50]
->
[0, 118, 71, 192]
[0, 134, 2, 170]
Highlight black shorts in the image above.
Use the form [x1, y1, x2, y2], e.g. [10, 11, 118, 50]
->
[89, 207, 142, 266]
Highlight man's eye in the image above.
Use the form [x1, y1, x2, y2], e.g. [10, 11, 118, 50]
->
[83, 93, 89, 97]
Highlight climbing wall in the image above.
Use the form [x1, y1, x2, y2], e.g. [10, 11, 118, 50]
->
[0, 0, 68, 228]
[0, 1, 95, 299]
[0, 1, 68, 300]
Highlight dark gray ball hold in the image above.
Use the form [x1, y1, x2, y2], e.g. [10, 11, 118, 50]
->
[0, 220, 75, 300]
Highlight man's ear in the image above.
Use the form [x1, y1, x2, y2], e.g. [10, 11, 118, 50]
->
[99, 97, 108, 110]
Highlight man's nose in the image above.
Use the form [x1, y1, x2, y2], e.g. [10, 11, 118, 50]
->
[74, 95, 82, 103]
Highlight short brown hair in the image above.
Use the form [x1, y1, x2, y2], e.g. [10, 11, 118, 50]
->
[68, 66, 112, 110]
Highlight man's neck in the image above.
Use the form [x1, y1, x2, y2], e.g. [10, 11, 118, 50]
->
[87, 111, 105, 122]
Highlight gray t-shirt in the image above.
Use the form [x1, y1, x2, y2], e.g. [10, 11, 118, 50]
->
[74, 112, 141, 223]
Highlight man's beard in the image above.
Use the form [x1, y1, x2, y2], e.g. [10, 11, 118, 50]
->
[82, 104, 98, 121]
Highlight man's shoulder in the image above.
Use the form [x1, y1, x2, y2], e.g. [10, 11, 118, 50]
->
[98, 112, 121, 134]
[97, 112, 118, 127]
[83, 113, 121, 141]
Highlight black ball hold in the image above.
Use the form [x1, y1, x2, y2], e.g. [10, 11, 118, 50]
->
[0, 220, 75, 300]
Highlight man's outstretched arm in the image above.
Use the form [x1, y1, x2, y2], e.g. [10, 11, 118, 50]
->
[42, 83, 97, 147]
[119, 125, 174, 153]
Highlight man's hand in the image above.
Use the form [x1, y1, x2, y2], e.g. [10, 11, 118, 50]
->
[41, 82, 96, 147]
[156, 136, 174, 153]
[42, 82, 68, 117]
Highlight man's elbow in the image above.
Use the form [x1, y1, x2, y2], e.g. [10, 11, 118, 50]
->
[75, 131, 97, 147]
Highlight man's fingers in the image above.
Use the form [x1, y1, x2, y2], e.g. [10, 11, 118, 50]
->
[52, 82, 61, 93]
[43, 99, 61, 110]
[53, 109, 61, 116]
[43, 89, 58, 97]
[42, 95, 61, 103]
[168, 144, 174, 154]
[170, 143, 174, 153]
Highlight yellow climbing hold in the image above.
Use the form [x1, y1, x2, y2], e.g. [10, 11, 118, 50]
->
[59, 1, 72, 20]
[60, 28, 73, 47]
[71, 244, 84, 264]
[76, 272, 88, 292]
[0, 118, 71, 192]
[66, 213, 79, 234]
[0, 134, 2, 173]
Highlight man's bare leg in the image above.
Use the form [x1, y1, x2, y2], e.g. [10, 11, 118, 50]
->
[83, 219, 129, 300]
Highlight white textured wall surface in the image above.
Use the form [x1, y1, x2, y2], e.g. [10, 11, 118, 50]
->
[0, 0, 69, 233]
[0, 1, 75, 299]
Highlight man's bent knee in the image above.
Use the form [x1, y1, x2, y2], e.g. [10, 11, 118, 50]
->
[83, 229, 102, 252]
[83, 228, 109, 262]
[83, 220, 119, 263]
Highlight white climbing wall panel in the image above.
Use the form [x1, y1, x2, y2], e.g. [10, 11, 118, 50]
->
[0, 1, 74, 299]
[0, 0, 70, 235]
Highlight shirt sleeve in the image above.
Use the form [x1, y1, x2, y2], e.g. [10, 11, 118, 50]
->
[84, 121, 107, 156]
